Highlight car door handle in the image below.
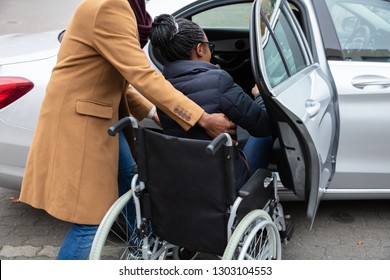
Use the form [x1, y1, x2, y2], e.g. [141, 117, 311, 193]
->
[351, 75, 390, 89]
[305, 99, 320, 118]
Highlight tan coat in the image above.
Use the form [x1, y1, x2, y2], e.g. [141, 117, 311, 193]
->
[19, 0, 204, 225]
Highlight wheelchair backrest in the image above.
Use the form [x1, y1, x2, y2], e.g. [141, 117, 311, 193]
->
[135, 127, 236, 255]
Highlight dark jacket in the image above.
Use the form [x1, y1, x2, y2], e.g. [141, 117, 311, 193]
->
[158, 60, 272, 189]
[159, 60, 271, 140]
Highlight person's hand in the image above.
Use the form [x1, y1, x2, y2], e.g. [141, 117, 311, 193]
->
[197, 112, 236, 139]
[152, 111, 161, 127]
[251, 84, 260, 98]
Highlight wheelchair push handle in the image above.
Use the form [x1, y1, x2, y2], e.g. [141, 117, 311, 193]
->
[206, 133, 233, 155]
[108, 117, 138, 136]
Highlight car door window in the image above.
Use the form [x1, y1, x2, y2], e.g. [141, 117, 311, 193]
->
[325, 0, 390, 62]
[192, 3, 252, 29]
[260, 1, 308, 87]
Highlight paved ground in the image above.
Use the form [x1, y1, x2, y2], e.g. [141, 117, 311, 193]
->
[0, 187, 69, 259]
[282, 199, 390, 260]
[0, 0, 82, 35]
[1, 186, 390, 260]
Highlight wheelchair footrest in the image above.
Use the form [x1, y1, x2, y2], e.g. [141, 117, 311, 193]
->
[280, 219, 295, 242]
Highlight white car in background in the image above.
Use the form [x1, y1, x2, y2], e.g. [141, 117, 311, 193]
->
[1, 0, 390, 221]
[0, 30, 62, 190]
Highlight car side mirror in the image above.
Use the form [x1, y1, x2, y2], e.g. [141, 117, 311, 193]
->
[58, 30, 66, 43]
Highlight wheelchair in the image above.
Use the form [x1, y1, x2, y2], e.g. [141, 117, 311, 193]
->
[89, 117, 292, 260]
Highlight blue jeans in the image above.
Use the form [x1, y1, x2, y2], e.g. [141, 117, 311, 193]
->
[117, 131, 137, 197]
[117, 131, 137, 238]
[243, 135, 273, 174]
[56, 131, 136, 260]
[56, 223, 99, 260]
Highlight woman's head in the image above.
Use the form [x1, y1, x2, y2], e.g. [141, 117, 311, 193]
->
[149, 14, 213, 62]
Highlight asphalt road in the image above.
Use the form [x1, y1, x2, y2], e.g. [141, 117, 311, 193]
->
[1, 0, 390, 261]
[0, 0, 82, 35]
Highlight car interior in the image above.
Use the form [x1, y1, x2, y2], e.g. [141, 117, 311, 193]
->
[151, 26, 254, 92]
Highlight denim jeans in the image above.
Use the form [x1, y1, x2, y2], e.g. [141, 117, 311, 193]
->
[117, 131, 137, 197]
[56, 223, 99, 260]
[243, 135, 273, 174]
[56, 131, 136, 260]
[117, 130, 137, 238]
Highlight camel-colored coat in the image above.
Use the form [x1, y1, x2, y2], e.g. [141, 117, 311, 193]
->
[19, 0, 204, 225]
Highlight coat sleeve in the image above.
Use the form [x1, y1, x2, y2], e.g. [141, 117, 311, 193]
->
[91, 0, 204, 131]
[125, 86, 154, 121]
[219, 72, 272, 137]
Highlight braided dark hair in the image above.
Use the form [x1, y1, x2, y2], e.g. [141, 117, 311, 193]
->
[149, 14, 205, 62]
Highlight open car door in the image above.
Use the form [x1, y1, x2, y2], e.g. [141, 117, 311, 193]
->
[250, 0, 339, 224]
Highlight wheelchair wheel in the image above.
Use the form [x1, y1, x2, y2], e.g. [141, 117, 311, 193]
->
[222, 209, 282, 260]
[89, 190, 145, 260]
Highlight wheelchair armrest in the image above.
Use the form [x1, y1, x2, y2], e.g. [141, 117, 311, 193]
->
[238, 168, 272, 198]
[108, 116, 138, 136]
[206, 133, 233, 155]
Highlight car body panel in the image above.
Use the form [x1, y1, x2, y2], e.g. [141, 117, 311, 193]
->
[0, 31, 60, 190]
[327, 60, 390, 194]
[0, 31, 60, 65]
[307, 0, 390, 197]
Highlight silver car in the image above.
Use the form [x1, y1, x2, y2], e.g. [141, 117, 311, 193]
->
[1, 0, 390, 222]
